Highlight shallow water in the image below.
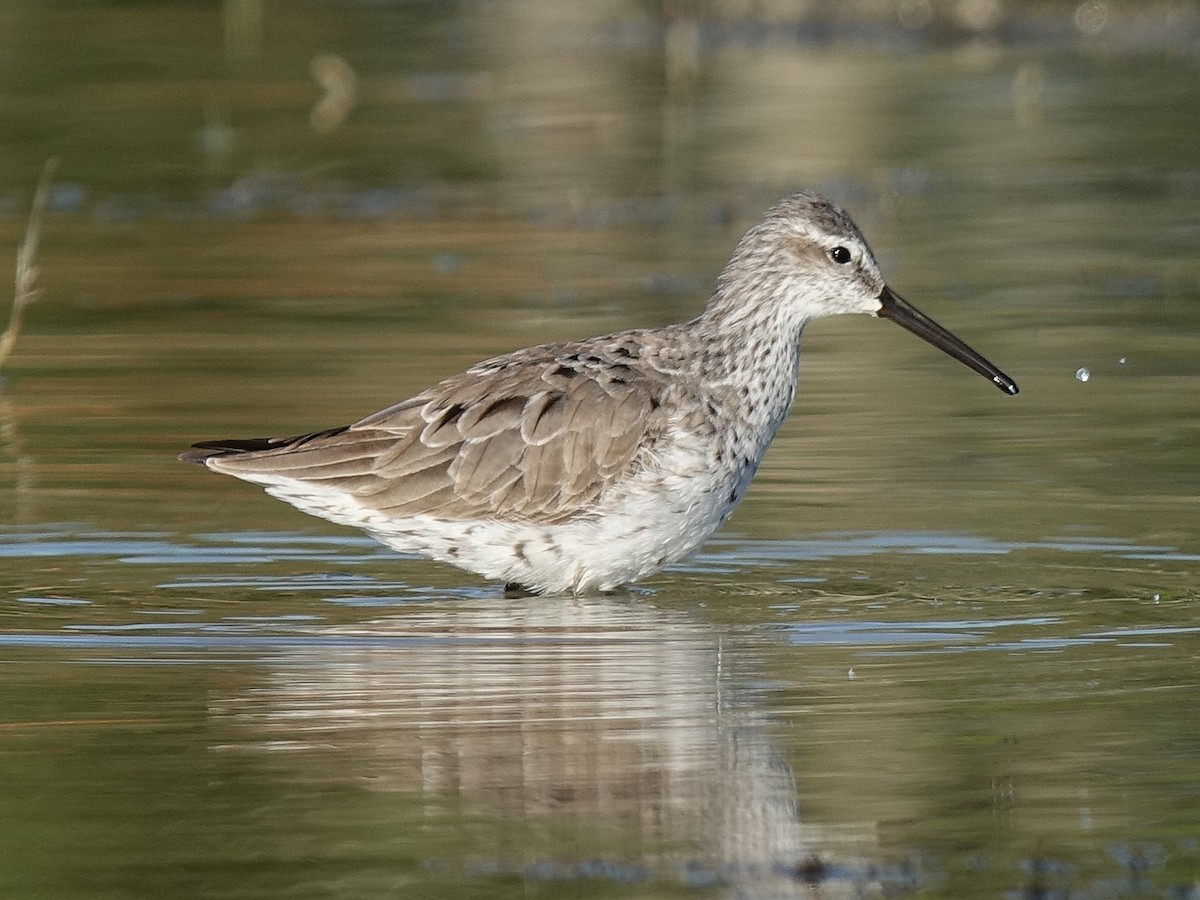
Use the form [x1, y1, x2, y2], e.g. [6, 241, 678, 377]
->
[2, 3, 1199, 898]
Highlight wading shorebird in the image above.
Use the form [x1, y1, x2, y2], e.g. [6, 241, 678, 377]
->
[182, 192, 1017, 594]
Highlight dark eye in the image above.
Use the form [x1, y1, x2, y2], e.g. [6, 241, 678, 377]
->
[829, 246, 852, 265]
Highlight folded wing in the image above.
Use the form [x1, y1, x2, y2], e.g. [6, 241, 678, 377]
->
[182, 342, 669, 523]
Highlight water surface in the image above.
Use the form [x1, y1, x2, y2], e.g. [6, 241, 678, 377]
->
[2, 3, 1199, 898]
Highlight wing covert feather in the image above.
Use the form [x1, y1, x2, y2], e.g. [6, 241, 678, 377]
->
[210, 340, 674, 523]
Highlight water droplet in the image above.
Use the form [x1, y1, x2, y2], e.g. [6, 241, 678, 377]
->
[432, 252, 464, 275]
[896, 0, 933, 29]
[1075, 367, 1091, 383]
[1075, 0, 1109, 36]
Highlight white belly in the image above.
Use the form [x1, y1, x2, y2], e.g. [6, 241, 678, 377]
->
[243, 436, 743, 594]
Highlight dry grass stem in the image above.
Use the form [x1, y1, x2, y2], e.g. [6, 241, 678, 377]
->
[0, 157, 58, 372]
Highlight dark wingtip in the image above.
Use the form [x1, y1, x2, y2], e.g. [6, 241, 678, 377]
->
[179, 427, 351, 465]
[179, 440, 255, 465]
[179, 446, 216, 465]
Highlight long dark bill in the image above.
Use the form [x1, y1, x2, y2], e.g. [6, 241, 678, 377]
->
[878, 285, 1018, 395]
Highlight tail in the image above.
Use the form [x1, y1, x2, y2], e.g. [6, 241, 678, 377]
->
[179, 427, 350, 466]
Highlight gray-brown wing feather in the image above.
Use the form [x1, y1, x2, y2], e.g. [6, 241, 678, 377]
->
[194, 339, 670, 523]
